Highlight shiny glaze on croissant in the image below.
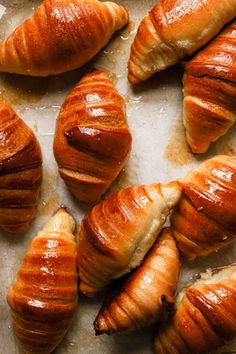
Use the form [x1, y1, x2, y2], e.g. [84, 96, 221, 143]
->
[0, 99, 42, 233]
[77, 181, 182, 296]
[154, 264, 236, 354]
[128, 0, 236, 84]
[53, 70, 132, 203]
[0, 0, 128, 76]
[94, 228, 180, 334]
[7, 208, 78, 354]
[171, 155, 236, 260]
[184, 20, 236, 153]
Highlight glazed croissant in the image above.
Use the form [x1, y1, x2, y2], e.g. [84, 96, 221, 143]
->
[53, 70, 132, 203]
[128, 0, 236, 84]
[0, 99, 42, 233]
[183, 20, 236, 153]
[77, 181, 182, 296]
[171, 155, 236, 260]
[7, 208, 78, 354]
[154, 264, 236, 354]
[0, 0, 129, 76]
[94, 228, 180, 335]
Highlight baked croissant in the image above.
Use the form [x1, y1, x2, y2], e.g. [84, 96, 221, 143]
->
[7, 208, 78, 354]
[77, 181, 182, 296]
[171, 155, 236, 260]
[53, 70, 132, 203]
[183, 20, 236, 153]
[94, 228, 180, 335]
[0, 99, 42, 233]
[0, 0, 129, 77]
[128, 0, 236, 84]
[154, 264, 236, 354]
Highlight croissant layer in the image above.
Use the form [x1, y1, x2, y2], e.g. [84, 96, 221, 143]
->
[7, 208, 78, 354]
[184, 20, 236, 153]
[94, 228, 180, 334]
[0, 0, 128, 76]
[54, 70, 132, 202]
[154, 264, 236, 354]
[0, 99, 42, 233]
[128, 0, 236, 84]
[77, 181, 182, 296]
[171, 155, 236, 260]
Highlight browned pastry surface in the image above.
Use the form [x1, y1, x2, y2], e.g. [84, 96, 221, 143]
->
[53, 70, 132, 203]
[94, 228, 180, 334]
[0, 0, 128, 76]
[128, 0, 236, 84]
[7, 208, 78, 354]
[171, 155, 236, 260]
[0, 99, 42, 233]
[184, 20, 236, 153]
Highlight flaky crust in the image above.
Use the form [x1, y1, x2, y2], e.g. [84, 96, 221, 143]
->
[7, 208, 78, 354]
[0, 0, 128, 76]
[128, 0, 236, 84]
[77, 181, 182, 296]
[183, 20, 236, 153]
[154, 264, 236, 354]
[0, 99, 42, 233]
[53, 70, 132, 203]
[94, 228, 180, 334]
[171, 155, 236, 260]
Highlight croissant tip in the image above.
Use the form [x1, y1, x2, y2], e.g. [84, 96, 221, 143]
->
[93, 319, 104, 336]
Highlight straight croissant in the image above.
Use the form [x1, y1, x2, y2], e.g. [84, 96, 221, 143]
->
[7, 208, 78, 354]
[0, 0, 129, 76]
[171, 155, 236, 260]
[154, 264, 236, 354]
[128, 0, 236, 84]
[94, 228, 180, 335]
[183, 20, 236, 153]
[77, 181, 182, 296]
[53, 70, 132, 203]
[0, 99, 42, 233]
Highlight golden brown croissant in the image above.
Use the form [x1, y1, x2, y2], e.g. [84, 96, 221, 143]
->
[94, 228, 180, 335]
[53, 70, 132, 203]
[0, 0, 128, 76]
[171, 155, 236, 260]
[77, 181, 182, 296]
[128, 0, 236, 84]
[7, 208, 78, 354]
[184, 20, 236, 153]
[0, 99, 42, 233]
[154, 264, 236, 354]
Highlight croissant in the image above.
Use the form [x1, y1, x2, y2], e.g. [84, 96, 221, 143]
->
[128, 0, 236, 84]
[183, 20, 236, 153]
[0, 0, 129, 77]
[7, 208, 78, 354]
[94, 228, 180, 335]
[171, 155, 236, 260]
[77, 181, 182, 296]
[154, 264, 236, 354]
[53, 70, 132, 203]
[0, 99, 42, 233]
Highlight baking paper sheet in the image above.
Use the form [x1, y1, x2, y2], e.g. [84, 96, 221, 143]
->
[0, 1, 236, 353]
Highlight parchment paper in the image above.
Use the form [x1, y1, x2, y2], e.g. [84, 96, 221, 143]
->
[0, 1, 236, 353]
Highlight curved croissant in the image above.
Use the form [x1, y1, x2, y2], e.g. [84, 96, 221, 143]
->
[171, 155, 236, 260]
[7, 208, 78, 354]
[154, 264, 236, 354]
[0, 0, 129, 76]
[77, 181, 182, 296]
[128, 0, 236, 84]
[53, 70, 132, 203]
[184, 20, 236, 153]
[94, 228, 180, 335]
[0, 99, 42, 233]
